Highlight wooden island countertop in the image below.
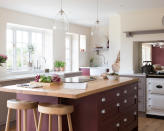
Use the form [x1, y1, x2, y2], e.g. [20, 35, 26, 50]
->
[0, 77, 138, 99]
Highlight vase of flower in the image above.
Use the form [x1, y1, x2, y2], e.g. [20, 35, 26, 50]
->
[0, 54, 8, 76]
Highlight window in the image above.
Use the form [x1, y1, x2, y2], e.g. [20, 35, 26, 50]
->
[6, 23, 53, 71]
[142, 43, 152, 64]
[65, 33, 79, 71]
[80, 35, 87, 52]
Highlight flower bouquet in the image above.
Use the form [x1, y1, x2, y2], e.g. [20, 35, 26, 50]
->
[0, 54, 7, 66]
[31, 75, 63, 89]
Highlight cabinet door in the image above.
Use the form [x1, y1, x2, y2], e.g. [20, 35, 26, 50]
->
[80, 68, 90, 76]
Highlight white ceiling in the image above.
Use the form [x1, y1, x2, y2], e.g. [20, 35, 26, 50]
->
[0, 0, 164, 26]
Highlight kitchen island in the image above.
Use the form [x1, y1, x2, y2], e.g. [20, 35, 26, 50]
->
[0, 77, 138, 131]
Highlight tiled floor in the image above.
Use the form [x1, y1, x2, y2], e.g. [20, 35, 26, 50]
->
[4, 116, 164, 131]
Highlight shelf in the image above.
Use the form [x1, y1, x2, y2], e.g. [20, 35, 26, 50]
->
[124, 29, 164, 37]
[92, 47, 109, 55]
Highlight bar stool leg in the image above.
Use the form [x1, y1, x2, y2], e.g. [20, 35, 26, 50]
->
[67, 114, 73, 131]
[58, 115, 62, 131]
[5, 108, 11, 131]
[23, 109, 27, 131]
[38, 113, 43, 131]
[49, 115, 52, 131]
[18, 110, 21, 131]
[33, 109, 38, 130]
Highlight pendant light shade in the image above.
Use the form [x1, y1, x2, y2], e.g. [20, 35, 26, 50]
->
[54, 0, 69, 32]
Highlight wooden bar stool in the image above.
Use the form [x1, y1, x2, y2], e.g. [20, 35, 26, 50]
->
[38, 103, 74, 131]
[5, 99, 38, 131]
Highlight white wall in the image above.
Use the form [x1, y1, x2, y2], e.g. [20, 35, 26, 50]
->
[120, 8, 164, 74]
[0, 7, 91, 75]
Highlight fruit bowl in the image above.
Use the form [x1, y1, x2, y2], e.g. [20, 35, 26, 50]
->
[32, 75, 63, 89]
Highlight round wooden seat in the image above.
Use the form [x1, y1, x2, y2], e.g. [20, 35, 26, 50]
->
[38, 103, 74, 131]
[5, 99, 38, 131]
[38, 103, 74, 115]
[7, 99, 38, 110]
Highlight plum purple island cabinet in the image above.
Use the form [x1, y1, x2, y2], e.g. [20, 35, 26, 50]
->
[0, 77, 138, 131]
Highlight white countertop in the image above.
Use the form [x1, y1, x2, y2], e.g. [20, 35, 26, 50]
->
[119, 73, 146, 77]
[0, 71, 82, 82]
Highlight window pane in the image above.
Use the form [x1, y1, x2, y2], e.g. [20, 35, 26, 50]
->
[80, 35, 86, 52]
[32, 32, 43, 58]
[7, 29, 14, 70]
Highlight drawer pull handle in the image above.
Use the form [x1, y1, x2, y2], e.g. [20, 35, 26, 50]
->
[134, 95, 137, 98]
[123, 118, 127, 122]
[116, 103, 120, 107]
[116, 123, 120, 127]
[134, 87, 137, 90]
[101, 98, 106, 102]
[101, 109, 106, 114]
[134, 112, 137, 115]
[156, 85, 163, 89]
[124, 99, 127, 103]
[124, 90, 127, 94]
[116, 93, 120, 97]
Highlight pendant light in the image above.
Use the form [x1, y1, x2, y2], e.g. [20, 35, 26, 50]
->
[54, 0, 69, 31]
[95, 0, 100, 28]
[91, 0, 100, 36]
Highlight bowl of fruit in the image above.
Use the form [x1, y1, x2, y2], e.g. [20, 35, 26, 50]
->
[32, 75, 63, 88]
[107, 73, 119, 81]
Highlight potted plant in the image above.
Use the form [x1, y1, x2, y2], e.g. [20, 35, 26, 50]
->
[60, 61, 65, 71]
[89, 57, 94, 67]
[54, 61, 61, 71]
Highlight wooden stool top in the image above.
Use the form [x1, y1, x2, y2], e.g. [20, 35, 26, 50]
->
[38, 103, 74, 115]
[7, 99, 38, 110]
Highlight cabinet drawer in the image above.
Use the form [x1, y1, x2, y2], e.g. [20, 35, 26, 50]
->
[99, 118, 120, 131]
[98, 88, 121, 107]
[121, 94, 137, 110]
[121, 84, 138, 98]
[99, 102, 120, 122]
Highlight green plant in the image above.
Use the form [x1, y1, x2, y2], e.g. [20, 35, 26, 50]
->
[39, 75, 52, 83]
[54, 61, 65, 68]
[90, 57, 94, 63]
[60, 61, 65, 67]
[54, 61, 61, 68]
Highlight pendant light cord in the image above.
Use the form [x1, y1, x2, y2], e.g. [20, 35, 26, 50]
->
[61, 0, 63, 10]
[97, 0, 99, 21]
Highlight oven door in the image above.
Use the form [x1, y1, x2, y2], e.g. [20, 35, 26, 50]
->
[147, 94, 164, 110]
[147, 78, 164, 94]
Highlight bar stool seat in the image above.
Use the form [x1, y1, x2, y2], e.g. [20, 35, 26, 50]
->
[5, 99, 38, 131]
[38, 103, 74, 131]
[7, 99, 38, 110]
